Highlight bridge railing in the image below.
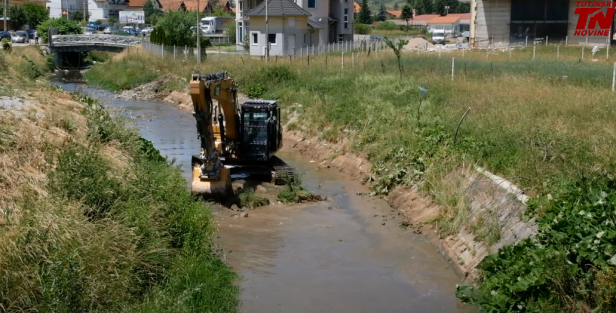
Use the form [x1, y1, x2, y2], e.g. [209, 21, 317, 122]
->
[50, 34, 143, 47]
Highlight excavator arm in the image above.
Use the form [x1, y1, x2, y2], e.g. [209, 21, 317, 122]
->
[189, 71, 233, 198]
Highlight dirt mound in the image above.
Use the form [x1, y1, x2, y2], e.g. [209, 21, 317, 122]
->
[404, 38, 435, 50]
[116, 74, 184, 101]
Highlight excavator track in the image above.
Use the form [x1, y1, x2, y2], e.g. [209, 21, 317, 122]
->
[269, 156, 295, 185]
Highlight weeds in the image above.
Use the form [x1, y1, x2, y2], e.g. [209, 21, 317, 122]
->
[236, 187, 270, 209]
[277, 173, 322, 203]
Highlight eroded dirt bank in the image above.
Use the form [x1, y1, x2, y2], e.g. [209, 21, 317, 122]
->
[55, 80, 475, 312]
[119, 80, 536, 282]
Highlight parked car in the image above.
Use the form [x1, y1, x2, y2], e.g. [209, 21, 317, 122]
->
[103, 27, 111, 34]
[141, 27, 153, 35]
[11, 31, 28, 43]
[0, 31, 11, 41]
[26, 29, 37, 39]
[370, 35, 382, 41]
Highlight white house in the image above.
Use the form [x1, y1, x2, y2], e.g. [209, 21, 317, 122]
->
[237, 0, 354, 54]
[48, 0, 130, 22]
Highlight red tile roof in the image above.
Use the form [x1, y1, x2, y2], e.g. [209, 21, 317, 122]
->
[386, 10, 401, 18]
[427, 15, 460, 24]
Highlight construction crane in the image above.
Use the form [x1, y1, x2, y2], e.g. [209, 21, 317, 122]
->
[189, 71, 293, 198]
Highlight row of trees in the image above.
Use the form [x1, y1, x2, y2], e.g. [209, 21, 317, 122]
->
[0, 2, 49, 30]
[357, 0, 469, 24]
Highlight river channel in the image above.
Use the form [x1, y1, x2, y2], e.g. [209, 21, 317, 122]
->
[53, 73, 474, 313]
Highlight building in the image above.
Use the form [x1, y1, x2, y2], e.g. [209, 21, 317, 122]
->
[406, 14, 437, 27]
[237, 0, 354, 55]
[352, 1, 359, 13]
[47, 0, 133, 22]
[427, 15, 460, 33]
[159, 0, 213, 14]
[385, 10, 400, 19]
[470, 0, 613, 48]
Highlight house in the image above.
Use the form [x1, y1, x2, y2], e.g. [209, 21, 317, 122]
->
[406, 14, 437, 27]
[426, 15, 459, 34]
[448, 13, 470, 31]
[470, 0, 607, 48]
[218, 0, 234, 12]
[159, 0, 213, 14]
[385, 10, 400, 19]
[47, 0, 130, 22]
[353, 1, 360, 13]
[237, 0, 354, 55]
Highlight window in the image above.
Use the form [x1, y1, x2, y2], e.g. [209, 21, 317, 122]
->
[268, 34, 276, 44]
[308, 0, 315, 8]
[288, 17, 295, 27]
[238, 22, 243, 43]
[252, 33, 258, 45]
[509, 0, 568, 42]
[304, 33, 306, 44]
[338, 34, 344, 42]
[239, 1, 243, 12]
[344, 8, 348, 29]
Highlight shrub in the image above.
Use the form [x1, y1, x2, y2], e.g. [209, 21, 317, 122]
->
[375, 21, 397, 30]
[37, 18, 82, 43]
[246, 84, 265, 98]
[277, 173, 322, 203]
[237, 188, 269, 209]
[355, 23, 371, 34]
[1, 38, 11, 53]
[19, 56, 44, 79]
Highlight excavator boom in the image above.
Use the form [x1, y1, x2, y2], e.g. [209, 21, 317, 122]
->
[189, 72, 231, 198]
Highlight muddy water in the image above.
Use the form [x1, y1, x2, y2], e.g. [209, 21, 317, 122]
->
[53, 76, 473, 313]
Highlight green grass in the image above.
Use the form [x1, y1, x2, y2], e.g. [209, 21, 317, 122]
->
[85, 45, 616, 311]
[84, 52, 160, 91]
[0, 60, 238, 312]
[236, 187, 270, 209]
[276, 173, 321, 203]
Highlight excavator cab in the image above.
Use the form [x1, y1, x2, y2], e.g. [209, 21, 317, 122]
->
[239, 100, 282, 161]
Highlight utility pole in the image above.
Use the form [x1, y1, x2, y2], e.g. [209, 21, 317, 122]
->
[197, 0, 201, 63]
[265, 0, 269, 62]
[3, 0, 7, 31]
[83, 0, 87, 26]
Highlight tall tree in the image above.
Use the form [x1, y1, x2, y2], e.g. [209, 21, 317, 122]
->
[9, 6, 27, 29]
[455, 1, 470, 13]
[358, 0, 372, 24]
[434, 0, 446, 15]
[401, 3, 413, 27]
[393, 3, 399, 10]
[144, 0, 162, 24]
[377, 1, 387, 21]
[22, 2, 48, 29]
[414, 0, 432, 15]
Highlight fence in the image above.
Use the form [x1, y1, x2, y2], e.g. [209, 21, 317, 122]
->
[142, 41, 246, 61]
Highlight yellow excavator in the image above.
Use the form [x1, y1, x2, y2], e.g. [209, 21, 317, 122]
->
[189, 71, 293, 198]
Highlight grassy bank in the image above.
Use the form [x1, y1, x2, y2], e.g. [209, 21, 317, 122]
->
[86, 46, 616, 312]
[0, 46, 237, 312]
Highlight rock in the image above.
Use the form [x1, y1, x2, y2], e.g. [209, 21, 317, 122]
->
[241, 206, 249, 212]
[256, 185, 267, 193]
[231, 214, 240, 219]
[240, 212, 249, 218]
[230, 204, 239, 211]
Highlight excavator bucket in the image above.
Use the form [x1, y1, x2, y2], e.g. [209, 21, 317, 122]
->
[191, 165, 232, 199]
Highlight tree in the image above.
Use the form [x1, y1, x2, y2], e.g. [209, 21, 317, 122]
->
[144, 0, 163, 24]
[393, 2, 399, 10]
[434, 0, 446, 15]
[22, 2, 49, 29]
[414, 0, 432, 15]
[455, 1, 470, 13]
[401, 3, 413, 28]
[358, 0, 372, 24]
[37, 18, 82, 43]
[377, 1, 387, 21]
[70, 11, 90, 22]
[383, 36, 408, 78]
[150, 11, 206, 47]
[9, 6, 27, 29]
[224, 20, 235, 42]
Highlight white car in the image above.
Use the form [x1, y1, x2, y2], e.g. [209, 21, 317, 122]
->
[141, 27, 153, 35]
[103, 27, 111, 34]
[11, 31, 28, 43]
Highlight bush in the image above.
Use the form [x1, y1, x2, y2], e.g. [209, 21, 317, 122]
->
[1, 38, 11, 53]
[276, 173, 322, 203]
[375, 21, 397, 30]
[355, 23, 371, 34]
[19, 56, 44, 79]
[37, 18, 82, 44]
[246, 84, 265, 98]
[237, 188, 269, 209]
[457, 176, 616, 312]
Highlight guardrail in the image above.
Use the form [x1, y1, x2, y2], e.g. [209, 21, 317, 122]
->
[50, 34, 142, 47]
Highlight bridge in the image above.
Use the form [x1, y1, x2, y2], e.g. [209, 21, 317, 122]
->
[48, 34, 142, 53]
